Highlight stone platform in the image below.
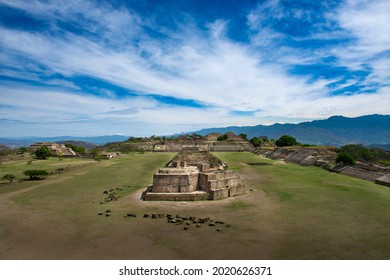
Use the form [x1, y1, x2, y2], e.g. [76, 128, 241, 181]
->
[143, 148, 246, 201]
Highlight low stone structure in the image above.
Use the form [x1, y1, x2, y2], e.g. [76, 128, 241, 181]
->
[375, 174, 390, 187]
[253, 146, 390, 185]
[99, 152, 121, 159]
[144, 148, 245, 201]
[30, 142, 77, 157]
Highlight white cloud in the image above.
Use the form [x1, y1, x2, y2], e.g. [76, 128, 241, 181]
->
[328, 0, 390, 75]
[336, 0, 390, 55]
[0, 0, 389, 137]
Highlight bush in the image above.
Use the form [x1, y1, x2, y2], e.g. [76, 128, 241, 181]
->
[35, 146, 51, 159]
[65, 144, 86, 153]
[217, 134, 228, 141]
[3, 174, 16, 183]
[276, 135, 299, 147]
[95, 155, 103, 162]
[250, 137, 262, 148]
[23, 169, 49, 180]
[18, 147, 28, 154]
[336, 152, 356, 166]
[339, 144, 378, 163]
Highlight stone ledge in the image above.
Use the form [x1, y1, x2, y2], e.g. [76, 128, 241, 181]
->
[144, 191, 209, 201]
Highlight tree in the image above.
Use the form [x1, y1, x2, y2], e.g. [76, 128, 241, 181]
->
[18, 147, 28, 154]
[3, 174, 16, 183]
[336, 152, 356, 166]
[57, 150, 63, 160]
[339, 144, 378, 163]
[275, 135, 299, 147]
[23, 169, 49, 180]
[95, 155, 103, 162]
[65, 144, 85, 153]
[250, 137, 262, 148]
[259, 136, 269, 142]
[35, 146, 51, 159]
[217, 134, 228, 141]
[239, 133, 248, 141]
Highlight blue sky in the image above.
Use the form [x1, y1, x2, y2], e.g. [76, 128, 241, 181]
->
[0, 0, 389, 137]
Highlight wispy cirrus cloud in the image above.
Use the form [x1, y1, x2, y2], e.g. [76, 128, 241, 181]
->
[0, 0, 388, 137]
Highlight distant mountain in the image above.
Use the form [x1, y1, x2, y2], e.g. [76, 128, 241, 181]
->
[368, 144, 390, 150]
[195, 114, 390, 146]
[2, 115, 389, 148]
[57, 140, 98, 150]
[0, 135, 129, 148]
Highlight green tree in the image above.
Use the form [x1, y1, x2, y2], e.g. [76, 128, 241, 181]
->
[95, 155, 103, 162]
[336, 152, 356, 166]
[35, 146, 51, 159]
[3, 174, 16, 183]
[57, 150, 63, 161]
[250, 137, 262, 148]
[217, 134, 228, 141]
[239, 133, 248, 141]
[339, 144, 378, 163]
[23, 169, 49, 180]
[65, 144, 85, 153]
[18, 147, 28, 154]
[275, 135, 299, 147]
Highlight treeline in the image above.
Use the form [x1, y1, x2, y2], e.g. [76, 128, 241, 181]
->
[336, 144, 390, 166]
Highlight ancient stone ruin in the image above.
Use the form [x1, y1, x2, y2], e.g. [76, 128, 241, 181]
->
[143, 147, 245, 201]
[30, 142, 77, 157]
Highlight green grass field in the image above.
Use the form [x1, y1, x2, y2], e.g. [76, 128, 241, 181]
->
[0, 152, 389, 259]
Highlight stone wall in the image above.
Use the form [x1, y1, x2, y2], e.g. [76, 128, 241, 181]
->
[209, 189, 229, 200]
[144, 192, 209, 201]
[152, 168, 199, 193]
[208, 184, 246, 200]
[339, 167, 385, 182]
[229, 184, 246, 196]
[254, 147, 390, 186]
[210, 145, 244, 152]
[375, 175, 390, 187]
[151, 140, 254, 153]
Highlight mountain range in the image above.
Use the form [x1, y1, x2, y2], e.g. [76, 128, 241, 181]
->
[194, 114, 390, 146]
[1, 115, 389, 148]
[0, 135, 129, 148]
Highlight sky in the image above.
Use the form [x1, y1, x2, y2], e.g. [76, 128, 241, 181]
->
[0, 0, 389, 137]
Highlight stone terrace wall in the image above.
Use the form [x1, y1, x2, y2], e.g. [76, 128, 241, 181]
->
[209, 184, 246, 200]
[210, 145, 244, 152]
[253, 146, 390, 186]
[339, 167, 385, 182]
[144, 192, 209, 201]
[152, 169, 199, 193]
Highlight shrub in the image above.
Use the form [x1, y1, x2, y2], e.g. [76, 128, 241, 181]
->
[35, 146, 51, 159]
[239, 133, 248, 141]
[65, 144, 86, 153]
[23, 169, 49, 180]
[339, 144, 378, 163]
[18, 147, 28, 154]
[276, 135, 299, 147]
[217, 134, 228, 141]
[336, 152, 356, 166]
[3, 174, 16, 183]
[250, 137, 262, 148]
[95, 155, 103, 162]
